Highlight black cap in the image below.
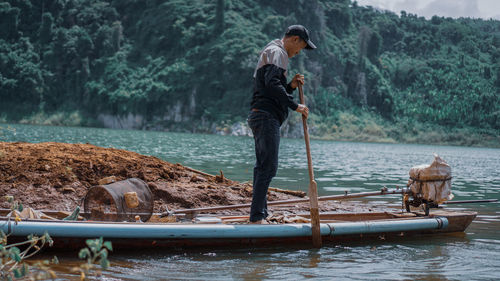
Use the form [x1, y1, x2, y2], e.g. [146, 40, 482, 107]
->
[285, 25, 317, 50]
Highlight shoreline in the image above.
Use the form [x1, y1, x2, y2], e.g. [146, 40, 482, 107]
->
[2, 121, 499, 149]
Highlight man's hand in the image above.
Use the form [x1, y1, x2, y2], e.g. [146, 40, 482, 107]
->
[296, 104, 309, 118]
[290, 73, 305, 89]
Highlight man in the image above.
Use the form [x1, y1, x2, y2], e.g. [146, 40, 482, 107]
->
[247, 25, 317, 224]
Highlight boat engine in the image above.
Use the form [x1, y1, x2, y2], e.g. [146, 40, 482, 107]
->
[403, 154, 453, 215]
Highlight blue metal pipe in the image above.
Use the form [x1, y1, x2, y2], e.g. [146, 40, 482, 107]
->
[1, 217, 447, 239]
[1, 220, 330, 239]
[328, 217, 448, 236]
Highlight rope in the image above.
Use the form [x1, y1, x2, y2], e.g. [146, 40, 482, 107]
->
[409, 177, 452, 183]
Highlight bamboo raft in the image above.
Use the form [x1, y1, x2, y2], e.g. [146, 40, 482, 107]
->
[0, 208, 476, 250]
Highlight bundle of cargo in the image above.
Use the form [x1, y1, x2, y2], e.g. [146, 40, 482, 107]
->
[405, 154, 454, 214]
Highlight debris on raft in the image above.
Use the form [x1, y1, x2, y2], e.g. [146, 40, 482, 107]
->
[0, 141, 384, 215]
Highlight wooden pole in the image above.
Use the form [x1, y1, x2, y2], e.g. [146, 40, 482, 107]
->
[441, 199, 498, 204]
[298, 84, 322, 248]
[166, 189, 404, 215]
[0, 189, 406, 219]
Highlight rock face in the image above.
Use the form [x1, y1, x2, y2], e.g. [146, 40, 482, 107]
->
[229, 122, 249, 136]
[97, 113, 145, 129]
[212, 118, 311, 139]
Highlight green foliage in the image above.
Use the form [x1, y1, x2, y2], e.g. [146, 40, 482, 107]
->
[395, 66, 499, 128]
[0, 37, 43, 117]
[4, 195, 23, 212]
[0, 3, 20, 40]
[367, 31, 382, 63]
[1, 197, 57, 280]
[73, 237, 112, 279]
[39, 12, 54, 45]
[0, 0, 499, 141]
[322, 0, 352, 36]
[214, 0, 225, 36]
[0, 199, 114, 281]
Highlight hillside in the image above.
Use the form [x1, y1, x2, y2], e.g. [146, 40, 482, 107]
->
[0, 0, 499, 146]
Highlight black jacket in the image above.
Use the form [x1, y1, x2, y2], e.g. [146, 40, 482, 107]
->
[251, 40, 298, 125]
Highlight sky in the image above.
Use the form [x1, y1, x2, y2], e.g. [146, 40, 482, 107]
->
[355, 0, 500, 20]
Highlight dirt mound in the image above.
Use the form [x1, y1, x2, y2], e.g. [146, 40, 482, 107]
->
[0, 141, 378, 216]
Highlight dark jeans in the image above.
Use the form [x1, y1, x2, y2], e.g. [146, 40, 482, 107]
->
[247, 110, 280, 222]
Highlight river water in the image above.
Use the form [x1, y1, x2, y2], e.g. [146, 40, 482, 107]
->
[1, 123, 499, 280]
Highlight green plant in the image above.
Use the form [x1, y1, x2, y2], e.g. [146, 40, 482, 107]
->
[0, 231, 56, 280]
[4, 196, 22, 213]
[1, 197, 115, 280]
[1, 196, 58, 280]
[72, 237, 112, 280]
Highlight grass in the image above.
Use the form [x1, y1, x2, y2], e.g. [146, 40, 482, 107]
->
[19, 111, 83, 127]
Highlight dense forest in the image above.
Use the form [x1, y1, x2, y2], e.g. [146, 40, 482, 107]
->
[1, 0, 499, 146]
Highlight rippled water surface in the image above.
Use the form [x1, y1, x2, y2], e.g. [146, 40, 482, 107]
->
[1, 123, 499, 280]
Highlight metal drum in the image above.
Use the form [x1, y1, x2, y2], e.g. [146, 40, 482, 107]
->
[83, 178, 153, 222]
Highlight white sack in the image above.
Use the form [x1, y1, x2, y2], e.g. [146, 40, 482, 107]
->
[408, 154, 454, 203]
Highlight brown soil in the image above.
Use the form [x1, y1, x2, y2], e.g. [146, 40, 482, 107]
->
[0, 142, 381, 217]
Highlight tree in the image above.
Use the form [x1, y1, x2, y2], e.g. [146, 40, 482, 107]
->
[111, 21, 122, 52]
[0, 3, 20, 40]
[323, 1, 352, 36]
[0, 0, 499, 136]
[367, 30, 382, 63]
[495, 67, 500, 88]
[39, 12, 54, 45]
[214, 0, 225, 36]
